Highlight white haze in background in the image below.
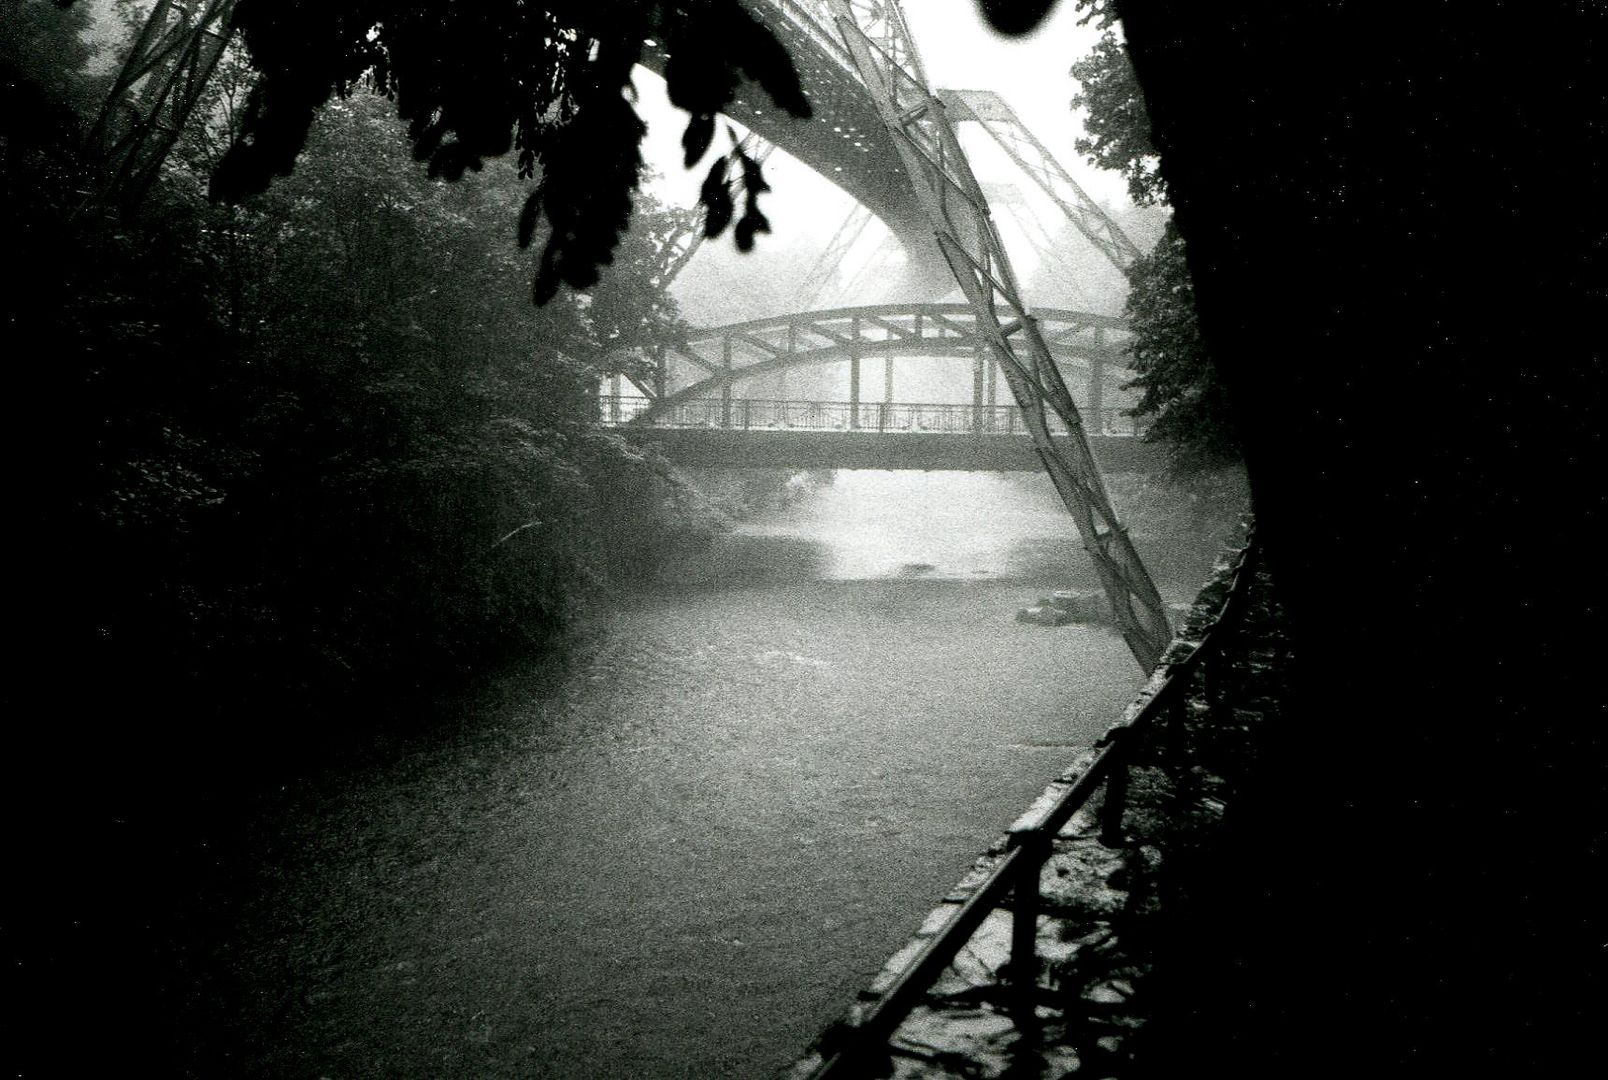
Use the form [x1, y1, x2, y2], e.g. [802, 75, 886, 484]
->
[636, 0, 1154, 324]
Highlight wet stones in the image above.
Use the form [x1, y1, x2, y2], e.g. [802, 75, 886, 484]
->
[1016, 591, 1111, 627]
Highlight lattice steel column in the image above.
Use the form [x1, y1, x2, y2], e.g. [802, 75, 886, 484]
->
[823, 0, 1170, 670]
[84, 0, 239, 209]
[939, 88, 1141, 273]
[793, 204, 875, 308]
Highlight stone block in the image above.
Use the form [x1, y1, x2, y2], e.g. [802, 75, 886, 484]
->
[1015, 605, 1074, 627]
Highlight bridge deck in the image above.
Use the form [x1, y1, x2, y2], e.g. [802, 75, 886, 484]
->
[602, 396, 1160, 471]
[618, 426, 1162, 472]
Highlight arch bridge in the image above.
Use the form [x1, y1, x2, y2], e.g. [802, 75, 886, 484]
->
[620, 302, 1134, 424]
[604, 303, 1162, 472]
[90, 0, 1178, 668]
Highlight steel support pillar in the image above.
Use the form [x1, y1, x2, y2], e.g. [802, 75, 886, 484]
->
[826, 0, 1170, 670]
[939, 88, 1141, 273]
[83, 0, 239, 210]
[721, 336, 733, 428]
[972, 341, 987, 433]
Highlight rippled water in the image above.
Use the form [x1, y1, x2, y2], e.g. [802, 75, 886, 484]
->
[167, 471, 1182, 1078]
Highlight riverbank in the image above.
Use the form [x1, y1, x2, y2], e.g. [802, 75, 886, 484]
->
[48, 577, 1144, 1078]
[783, 535, 1291, 1078]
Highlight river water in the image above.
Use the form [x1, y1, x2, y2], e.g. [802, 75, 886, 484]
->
[166, 471, 1196, 1079]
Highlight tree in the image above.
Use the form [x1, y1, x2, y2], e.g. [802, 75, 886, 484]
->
[983, 2, 1607, 1072]
[1062, 3, 1238, 472]
[190, 0, 810, 302]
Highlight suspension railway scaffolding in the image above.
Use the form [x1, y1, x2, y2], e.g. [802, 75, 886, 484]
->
[87, 0, 1176, 670]
[821, 0, 1170, 670]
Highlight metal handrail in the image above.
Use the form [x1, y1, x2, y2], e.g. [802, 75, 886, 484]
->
[807, 530, 1262, 1077]
[597, 396, 1146, 437]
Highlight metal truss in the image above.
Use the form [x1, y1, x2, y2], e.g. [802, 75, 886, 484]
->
[656, 133, 776, 291]
[982, 181, 1098, 308]
[822, 0, 1171, 670]
[622, 132, 774, 399]
[939, 88, 1141, 273]
[832, 230, 899, 304]
[640, 302, 1128, 411]
[791, 204, 875, 309]
[83, 0, 239, 209]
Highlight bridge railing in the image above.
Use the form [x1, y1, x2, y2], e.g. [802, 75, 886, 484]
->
[598, 396, 1144, 436]
[802, 532, 1262, 1078]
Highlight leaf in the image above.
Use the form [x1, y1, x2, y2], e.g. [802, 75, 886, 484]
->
[974, 0, 1058, 36]
[734, 207, 770, 252]
[699, 156, 734, 239]
[517, 182, 544, 249]
[682, 112, 716, 167]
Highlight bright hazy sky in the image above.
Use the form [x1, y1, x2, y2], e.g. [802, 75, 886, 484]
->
[636, 0, 1125, 250]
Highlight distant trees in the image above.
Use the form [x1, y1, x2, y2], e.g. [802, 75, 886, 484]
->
[1064, 2, 1240, 473]
[4, 9, 719, 773]
[196, 0, 811, 301]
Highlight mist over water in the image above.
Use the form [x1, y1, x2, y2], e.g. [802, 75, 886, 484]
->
[169, 468, 1170, 1079]
[669, 470, 1102, 587]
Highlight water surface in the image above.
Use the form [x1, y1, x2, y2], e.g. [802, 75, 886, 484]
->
[169, 471, 1163, 1078]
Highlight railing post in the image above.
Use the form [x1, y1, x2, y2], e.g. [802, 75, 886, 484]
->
[721, 335, 733, 428]
[986, 350, 999, 426]
[1009, 831, 1049, 1003]
[849, 315, 862, 429]
[742, 398, 752, 430]
[878, 401, 888, 433]
[1100, 731, 1131, 848]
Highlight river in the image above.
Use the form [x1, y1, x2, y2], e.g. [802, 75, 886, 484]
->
[162, 471, 1199, 1078]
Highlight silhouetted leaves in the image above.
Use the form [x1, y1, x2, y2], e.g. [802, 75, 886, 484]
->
[975, 0, 1060, 36]
[1070, 27, 1166, 205]
[1122, 220, 1240, 473]
[1063, 1, 1229, 472]
[681, 112, 715, 167]
[699, 154, 734, 238]
[733, 142, 771, 251]
[191, 0, 811, 304]
[517, 181, 546, 249]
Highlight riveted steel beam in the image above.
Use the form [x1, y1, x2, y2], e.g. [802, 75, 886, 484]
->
[83, 0, 239, 209]
[823, 0, 1170, 671]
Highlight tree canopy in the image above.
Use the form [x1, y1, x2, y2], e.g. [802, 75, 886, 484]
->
[76, 0, 811, 302]
[935, 3, 1239, 474]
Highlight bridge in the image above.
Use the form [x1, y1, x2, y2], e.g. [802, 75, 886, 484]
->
[603, 396, 1161, 471]
[606, 301, 1162, 470]
[98, 0, 1177, 667]
[639, 0, 1174, 665]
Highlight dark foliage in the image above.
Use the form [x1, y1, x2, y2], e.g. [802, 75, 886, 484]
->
[1102, 1, 1607, 1075]
[1068, 30, 1164, 205]
[190, 0, 811, 302]
[3, 22, 708, 787]
[1121, 219, 1238, 472]
[974, 1, 1060, 36]
[1060, 2, 1233, 472]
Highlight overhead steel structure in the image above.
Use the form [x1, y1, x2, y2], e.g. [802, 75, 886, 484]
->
[809, 0, 1170, 669]
[82, 0, 239, 209]
[89, 0, 1173, 669]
